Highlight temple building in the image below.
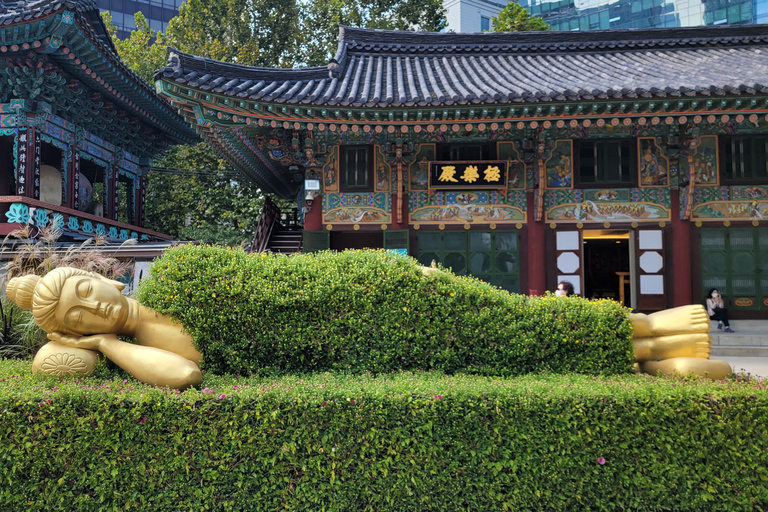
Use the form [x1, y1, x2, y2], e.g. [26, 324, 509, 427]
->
[156, 25, 768, 316]
[0, 0, 197, 243]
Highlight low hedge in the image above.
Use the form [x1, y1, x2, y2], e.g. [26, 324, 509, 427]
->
[136, 246, 634, 376]
[1, 360, 767, 511]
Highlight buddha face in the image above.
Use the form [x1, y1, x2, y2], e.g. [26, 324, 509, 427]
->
[54, 276, 129, 334]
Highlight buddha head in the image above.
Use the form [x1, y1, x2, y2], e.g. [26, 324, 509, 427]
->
[6, 268, 128, 335]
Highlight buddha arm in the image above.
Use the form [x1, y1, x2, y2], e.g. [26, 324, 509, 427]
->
[99, 336, 202, 390]
[47, 332, 202, 390]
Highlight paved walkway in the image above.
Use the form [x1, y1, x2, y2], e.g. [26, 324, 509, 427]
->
[720, 356, 768, 379]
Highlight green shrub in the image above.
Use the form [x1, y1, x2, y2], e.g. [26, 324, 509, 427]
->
[1, 360, 766, 512]
[137, 246, 634, 376]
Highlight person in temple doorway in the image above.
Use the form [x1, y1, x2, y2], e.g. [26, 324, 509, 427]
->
[556, 281, 575, 297]
[706, 288, 734, 333]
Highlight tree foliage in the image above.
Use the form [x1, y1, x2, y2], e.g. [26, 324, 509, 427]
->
[101, 0, 447, 243]
[492, 1, 550, 32]
[102, 11, 167, 83]
[298, 0, 446, 66]
[165, 0, 300, 67]
[144, 144, 265, 245]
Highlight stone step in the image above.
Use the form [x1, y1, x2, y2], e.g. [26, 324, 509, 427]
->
[709, 320, 768, 356]
[712, 346, 768, 357]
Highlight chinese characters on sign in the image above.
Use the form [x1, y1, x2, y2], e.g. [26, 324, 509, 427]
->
[429, 161, 507, 189]
[33, 130, 41, 200]
[16, 127, 27, 195]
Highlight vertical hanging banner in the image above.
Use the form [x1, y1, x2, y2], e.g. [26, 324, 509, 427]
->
[16, 127, 28, 195]
[73, 151, 81, 210]
[32, 129, 41, 200]
[139, 176, 146, 228]
[112, 169, 119, 221]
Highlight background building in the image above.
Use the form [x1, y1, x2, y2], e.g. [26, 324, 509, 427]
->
[445, 0, 506, 32]
[95, 0, 181, 38]
[519, 0, 766, 31]
[445, 0, 768, 33]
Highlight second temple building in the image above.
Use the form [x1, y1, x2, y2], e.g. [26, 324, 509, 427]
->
[156, 25, 768, 316]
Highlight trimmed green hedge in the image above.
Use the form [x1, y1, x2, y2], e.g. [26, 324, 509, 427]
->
[1, 360, 767, 511]
[136, 246, 634, 376]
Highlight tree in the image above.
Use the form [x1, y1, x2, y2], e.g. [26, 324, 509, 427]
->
[102, 11, 168, 83]
[101, 12, 271, 245]
[165, 0, 301, 67]
[491, 2, 549, 32]
[144, 144, 266, 245]
[298, 0, 446, 66]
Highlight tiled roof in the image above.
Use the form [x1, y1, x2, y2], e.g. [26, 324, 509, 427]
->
[1, 0, 197, 146]
[156, 25, 768, 107]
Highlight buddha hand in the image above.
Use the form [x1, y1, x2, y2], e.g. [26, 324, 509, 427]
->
[47, 332, 112, 351]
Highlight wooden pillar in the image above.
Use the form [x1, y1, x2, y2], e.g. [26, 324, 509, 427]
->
[671, 188, 692, 306]
[304, 194, 322, 230]
[527, 190, 546, 295]
[390, 192, 408, 230]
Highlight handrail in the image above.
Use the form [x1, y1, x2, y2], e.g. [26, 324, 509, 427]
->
[249, 196, 281, 253]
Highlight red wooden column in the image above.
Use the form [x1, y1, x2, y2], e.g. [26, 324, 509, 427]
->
[670, 188, 692, 306]
[527, 190, 546, 295]
[304, 194, 323, 230]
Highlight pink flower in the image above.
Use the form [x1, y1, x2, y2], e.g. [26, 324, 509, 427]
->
[218, 394, 226, 399]
[139, 417, 147, 424]
[597, 457, 606, 465]
[201, 388, 213, 394]
[433, 395, 443, 399]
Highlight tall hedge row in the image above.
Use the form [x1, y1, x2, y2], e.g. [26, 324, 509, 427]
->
[136, 246, 634, 376]
[1, 361, 767, 511]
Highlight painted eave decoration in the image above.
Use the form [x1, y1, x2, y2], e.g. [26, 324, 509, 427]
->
[0, 0, 198, 157]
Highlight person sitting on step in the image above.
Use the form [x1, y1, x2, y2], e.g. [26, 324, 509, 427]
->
[706, 288, 733, 333]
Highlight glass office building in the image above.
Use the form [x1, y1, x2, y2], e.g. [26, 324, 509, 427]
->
[96, 0, 182, 39]
[517, 0, 767, 31]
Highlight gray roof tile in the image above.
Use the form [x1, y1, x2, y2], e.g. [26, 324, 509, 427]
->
[157, 25, 768, 107]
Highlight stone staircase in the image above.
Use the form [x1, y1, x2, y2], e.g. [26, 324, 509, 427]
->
[710, 320, 768, 357]
[265, 229, 303, 254]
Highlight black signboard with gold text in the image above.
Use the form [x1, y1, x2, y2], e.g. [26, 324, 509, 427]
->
[429, 161, 507, 189]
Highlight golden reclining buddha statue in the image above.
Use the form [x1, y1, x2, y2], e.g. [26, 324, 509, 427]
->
[5, 267, 732, 390]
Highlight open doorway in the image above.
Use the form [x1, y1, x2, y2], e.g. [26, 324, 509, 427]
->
[582, 229, 632, 307]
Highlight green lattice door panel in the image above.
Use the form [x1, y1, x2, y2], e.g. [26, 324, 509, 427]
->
[384, 229, 409, 256]
[700, 228, 768, 310]
[416, 230, 519, 292]
[303, 230, 330, 253]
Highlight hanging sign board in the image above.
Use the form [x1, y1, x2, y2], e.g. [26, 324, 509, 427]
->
[429, 161, 507, 189]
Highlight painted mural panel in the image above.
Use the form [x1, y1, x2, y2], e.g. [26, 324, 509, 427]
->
[322, 146, 339, 192]
[373, 145, 390, 192]
[545, 140, 573, 189]
[545, 188, 671, 222]
[638, 137, 669, 187]
[409, 190, 526, 224]
[497, 142, 525, 189]
[409, 144, 435, 191]
[681, 135, 719, 186]
[692, 185, 768, 220]
[323, 192, 391, 223]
